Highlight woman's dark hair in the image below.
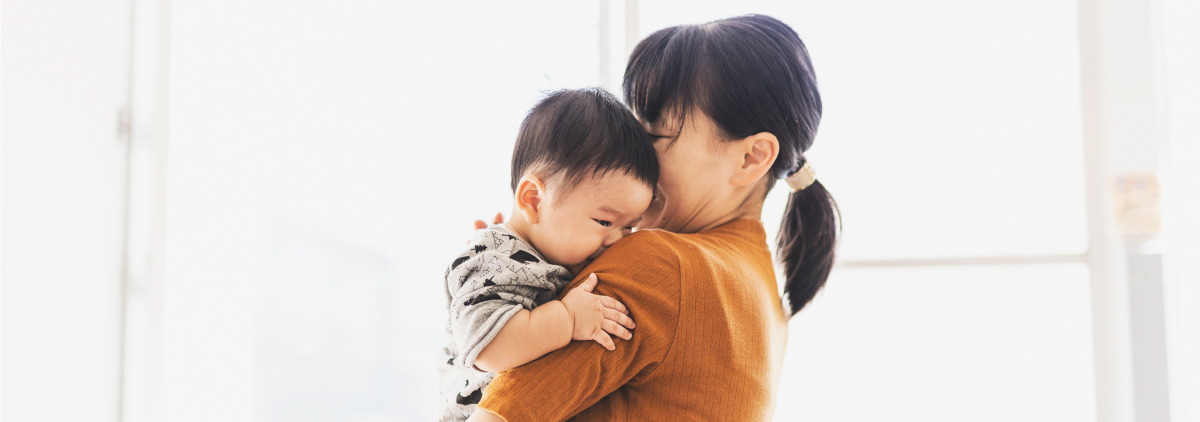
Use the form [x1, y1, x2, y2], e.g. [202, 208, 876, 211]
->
[624, 15, 838, 318]
[511, 88, 659, 196]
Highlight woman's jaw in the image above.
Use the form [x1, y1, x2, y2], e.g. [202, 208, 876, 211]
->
[637, 182, 767, 234]
[636, 110, 771, 234]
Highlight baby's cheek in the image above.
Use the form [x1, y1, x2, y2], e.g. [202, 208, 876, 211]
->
[563, 234, 602, 265]
[543, 230, 590, 266]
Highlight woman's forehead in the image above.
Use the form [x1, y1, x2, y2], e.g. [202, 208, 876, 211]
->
[645, 109, 720, 142]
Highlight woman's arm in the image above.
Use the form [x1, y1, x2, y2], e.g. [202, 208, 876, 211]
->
[473, 274, 635, 373]
[476, 232, 683, 421]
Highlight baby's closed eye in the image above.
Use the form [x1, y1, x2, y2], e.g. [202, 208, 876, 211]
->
[593, 219, 612, 228]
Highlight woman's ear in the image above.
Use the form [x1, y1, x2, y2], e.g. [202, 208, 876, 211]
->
[515, 175, 546, 224]
[730, 132, 780, 186]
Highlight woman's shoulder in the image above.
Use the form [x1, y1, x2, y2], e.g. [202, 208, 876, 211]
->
[598, 229, 686, 266]
[619, 228, 684, 247]
[582, 220, 770, 282]
[570, 230, 690, 290]
[608, 220, 766, 258]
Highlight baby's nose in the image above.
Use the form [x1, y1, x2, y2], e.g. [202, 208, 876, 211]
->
[603, 230, 623, 246]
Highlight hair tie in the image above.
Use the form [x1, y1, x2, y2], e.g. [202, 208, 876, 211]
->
[785, 161, 816, 192]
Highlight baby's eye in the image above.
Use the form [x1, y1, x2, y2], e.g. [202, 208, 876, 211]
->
[593, 219, 612, 228]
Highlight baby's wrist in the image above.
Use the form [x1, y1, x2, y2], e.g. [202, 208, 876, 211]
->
[548, 299, 570, 318]
[542, 300, 574, 344]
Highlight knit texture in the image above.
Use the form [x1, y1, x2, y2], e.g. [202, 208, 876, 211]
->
[478, 219, 788, 421]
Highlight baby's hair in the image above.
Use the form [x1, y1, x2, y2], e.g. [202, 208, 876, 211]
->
[510, 88, 658, 197]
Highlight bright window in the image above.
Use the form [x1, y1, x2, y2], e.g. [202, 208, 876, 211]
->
[159, 1, 1097, 421]
[776, 264, 1096, 421]
[166, 1, 602, 419]
[639, 1, 1096, 420]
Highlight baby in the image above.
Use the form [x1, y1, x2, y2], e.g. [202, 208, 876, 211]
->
[438, 88, 659, 422]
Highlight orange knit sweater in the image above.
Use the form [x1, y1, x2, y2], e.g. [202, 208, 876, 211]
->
[478, 218, 789, 421]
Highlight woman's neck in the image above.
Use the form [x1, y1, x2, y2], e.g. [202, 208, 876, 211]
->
[695, 194, 764, 232]
[667, 183, 767, 234]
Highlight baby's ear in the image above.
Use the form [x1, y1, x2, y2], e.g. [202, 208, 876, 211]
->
[515, 175, 546, 224]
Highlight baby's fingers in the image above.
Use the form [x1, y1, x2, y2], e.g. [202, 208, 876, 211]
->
[598, 295, 628, 314]
[602, 320, 633, 341]
[593, 332, 616, 351]
[472, 213, 502, 231]
[576, 273, 599, 294]
[604, 308, 636, 330]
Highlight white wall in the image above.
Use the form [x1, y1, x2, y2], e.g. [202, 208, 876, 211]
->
[1, 1, 124, 421]
[3, 2, 1197, 422]
[1161, 0, 1200, 419]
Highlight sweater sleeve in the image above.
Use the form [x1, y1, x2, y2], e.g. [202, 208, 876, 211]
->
[448, 249, 553, 372]
[477, 231, 684, 421]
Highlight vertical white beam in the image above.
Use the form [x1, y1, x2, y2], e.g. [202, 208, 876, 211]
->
[118, 0, 172, 420]
[1078, 0, 1179, 419]
[116, 0, 137, 420]
[599, 0, 612, 91]
[598, 0, 639, 97]
[1078, 0, 1137, 421]
[624, 0, 639, 59]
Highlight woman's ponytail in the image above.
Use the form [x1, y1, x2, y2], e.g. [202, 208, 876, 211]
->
[777, 160, 839, 318]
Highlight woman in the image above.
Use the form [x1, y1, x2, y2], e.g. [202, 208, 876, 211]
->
[469, 14, 837, 421]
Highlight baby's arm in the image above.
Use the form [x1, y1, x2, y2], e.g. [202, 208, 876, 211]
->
[474, 274, 635, 373]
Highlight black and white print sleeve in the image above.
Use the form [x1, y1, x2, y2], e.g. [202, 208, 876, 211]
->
[443, 227, 571, 372]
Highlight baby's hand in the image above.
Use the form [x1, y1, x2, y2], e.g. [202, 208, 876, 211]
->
[468, 213, 504, 245]
[560, 273, 635, 350]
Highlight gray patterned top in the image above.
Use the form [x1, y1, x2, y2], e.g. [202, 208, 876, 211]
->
[438, 225, 573, 422]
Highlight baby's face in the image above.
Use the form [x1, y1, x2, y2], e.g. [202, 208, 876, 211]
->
[532, 172, 654, 274]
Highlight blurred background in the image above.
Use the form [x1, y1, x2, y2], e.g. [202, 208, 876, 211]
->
[3, 0, 1198, 421]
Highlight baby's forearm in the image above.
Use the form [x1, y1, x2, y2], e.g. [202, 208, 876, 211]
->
[473, 301, 572, 373]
